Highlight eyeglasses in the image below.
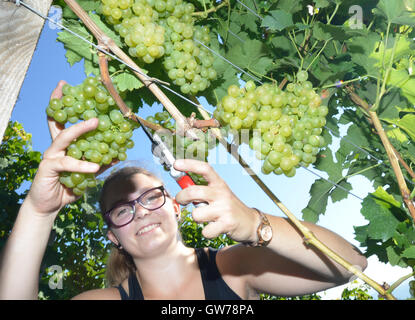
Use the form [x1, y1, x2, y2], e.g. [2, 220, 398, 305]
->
[104, 186, 166, 228]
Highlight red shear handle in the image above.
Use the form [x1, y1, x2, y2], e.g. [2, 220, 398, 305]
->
[176, 174, 196, 189]
[176, 174, 208, 207]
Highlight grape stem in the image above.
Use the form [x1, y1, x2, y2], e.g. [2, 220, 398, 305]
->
[387, 271, 415, 295]
[187, 113, 220, 129]
[346, 86, 415, 221]
[63, 0, 201, 140]
[97, 46, 166, 133]
[191, 96, 397, 300]
[192, 0, 230, 17]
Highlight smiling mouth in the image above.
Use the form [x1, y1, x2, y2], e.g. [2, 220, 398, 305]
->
[136, 223, 161, 236]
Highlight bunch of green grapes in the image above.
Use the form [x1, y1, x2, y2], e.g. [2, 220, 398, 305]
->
[100, 0, 217, 94]
[46, 76, 138, 196]
[145, 111, 217, 185]
[102, 0, 166, 64]
[161, 20, 217, 95]
[213, 71, 328, 178]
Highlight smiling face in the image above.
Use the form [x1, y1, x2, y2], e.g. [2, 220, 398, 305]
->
[102, 172, 181, 258]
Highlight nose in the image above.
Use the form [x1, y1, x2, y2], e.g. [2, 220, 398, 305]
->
[133, 202, 151, 220]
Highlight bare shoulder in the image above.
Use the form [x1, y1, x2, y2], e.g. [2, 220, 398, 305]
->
[71, 287, 121, 300]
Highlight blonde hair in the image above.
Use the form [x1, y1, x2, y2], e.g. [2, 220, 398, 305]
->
[99, 166, 162, 287]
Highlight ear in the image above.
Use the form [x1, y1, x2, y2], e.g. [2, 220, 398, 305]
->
[107, 230, 122, 249]
[173, 198, 181, 219]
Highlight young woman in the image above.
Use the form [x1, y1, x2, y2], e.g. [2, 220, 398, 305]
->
[0, 82, 367, 300]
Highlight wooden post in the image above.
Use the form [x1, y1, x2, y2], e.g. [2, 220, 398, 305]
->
[0, 0, 53, 143]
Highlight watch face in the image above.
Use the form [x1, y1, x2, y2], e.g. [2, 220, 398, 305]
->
[261, 225, 273, 242]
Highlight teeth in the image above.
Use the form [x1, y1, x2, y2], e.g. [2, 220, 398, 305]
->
[138, 224, 160, 235]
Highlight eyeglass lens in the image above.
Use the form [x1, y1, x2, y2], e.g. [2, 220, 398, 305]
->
[109, 187, 165, 226]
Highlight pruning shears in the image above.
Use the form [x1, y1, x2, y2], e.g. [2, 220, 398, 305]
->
[137, 117, 207, 207]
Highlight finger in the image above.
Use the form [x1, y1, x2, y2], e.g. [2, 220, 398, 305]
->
[43, 118, 99, 159]
[50, 80, 67, 100]
[48, 81, 68, 140]
[96, 159, 120, 177]
[201, 221, 227, 239]
[173, 159, 224, 186]
[41, 156, 100, 176]
[175, 185, 214, 206]
[191, 205, 219, 224]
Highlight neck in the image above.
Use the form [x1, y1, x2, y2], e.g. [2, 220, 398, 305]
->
[132, 241, 196, 289]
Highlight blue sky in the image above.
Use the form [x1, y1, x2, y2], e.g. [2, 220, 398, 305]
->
[9, 8, 412, 299]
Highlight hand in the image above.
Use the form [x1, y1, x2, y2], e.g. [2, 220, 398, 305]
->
[26, 81, 101, 216]
[173, 159, 259, 243]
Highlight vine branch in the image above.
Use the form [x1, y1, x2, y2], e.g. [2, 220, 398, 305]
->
[97, 48, 164, 132]
[346, 86, 415, 221]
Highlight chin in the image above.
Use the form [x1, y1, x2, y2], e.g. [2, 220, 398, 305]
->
[133, 228, 179, 258]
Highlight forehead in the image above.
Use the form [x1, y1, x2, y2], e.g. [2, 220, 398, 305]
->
[103, 173, 162, 211]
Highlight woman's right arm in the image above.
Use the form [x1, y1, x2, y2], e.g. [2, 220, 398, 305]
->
[0, 83, 101, 299]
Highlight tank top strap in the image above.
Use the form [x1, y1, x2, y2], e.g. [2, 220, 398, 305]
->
[196, 247, 243, 300]
[116, 272, 144, 300]
[195, 247, 222, 300]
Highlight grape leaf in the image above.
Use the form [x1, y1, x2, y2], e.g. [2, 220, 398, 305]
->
[314, 0, 330, 8]
[371, 186, 401, 208]
[261, 10, 294, 31]
[61, 0, 100, 19]
[360, 194, 400, 242]
[370, 36, 412, 68]
[382, 114, 415, 141]
[347, 33, 381, 77]
[273, 0, 303, 14]
[375, 0, 415, 26]
[88, 13, 123, 48]
[112, 72, 144, 92]
[402, 246, 415, 259]
[330, 180, 353, 203]
[312, 22, 349, 41]
[301, 179, 332, 223]
[57, 20, 93, 66]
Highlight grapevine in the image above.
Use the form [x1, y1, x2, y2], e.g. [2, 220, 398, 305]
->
[46, 76, 138, 196]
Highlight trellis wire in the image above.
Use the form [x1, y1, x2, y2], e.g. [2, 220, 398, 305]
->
[15, 0, 408, 202]
[235, 0, 263, 20]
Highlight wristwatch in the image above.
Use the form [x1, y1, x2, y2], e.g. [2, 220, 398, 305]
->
[245, 208, 273, 247]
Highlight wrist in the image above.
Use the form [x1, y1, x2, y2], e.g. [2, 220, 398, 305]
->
[243, 208, 273, 247]
[21, 196, 59, 223]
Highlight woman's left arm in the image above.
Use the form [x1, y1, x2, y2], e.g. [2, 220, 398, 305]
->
[173, 159, 367, 297]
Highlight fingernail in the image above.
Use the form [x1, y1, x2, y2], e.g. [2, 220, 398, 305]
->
[85, 162, 100, 171]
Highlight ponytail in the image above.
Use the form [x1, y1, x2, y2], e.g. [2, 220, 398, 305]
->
[105, 246, 136, 287]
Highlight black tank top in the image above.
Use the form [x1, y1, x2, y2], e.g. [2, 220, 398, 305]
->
[116, 247, 242, 300]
